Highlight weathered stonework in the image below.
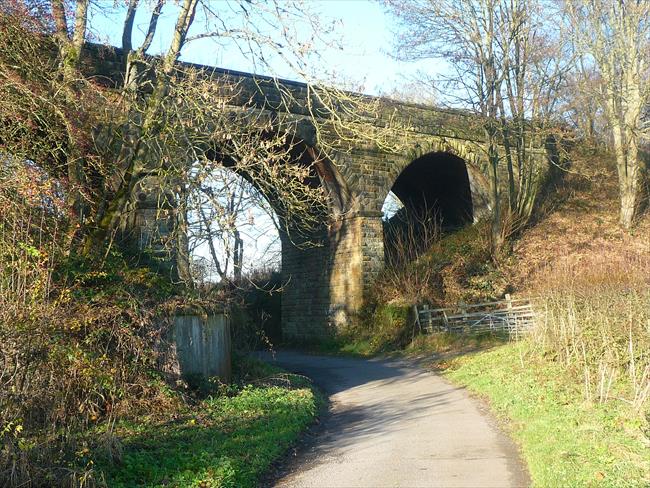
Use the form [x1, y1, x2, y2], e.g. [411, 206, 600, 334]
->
[82, 44, 551, 342]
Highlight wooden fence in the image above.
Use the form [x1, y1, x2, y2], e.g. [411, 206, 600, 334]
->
[415, 294, 535, 337]
[174, 314, 231, 383]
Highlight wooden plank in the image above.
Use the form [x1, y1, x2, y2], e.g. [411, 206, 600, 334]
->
[416, 299, 532, 315]
[458, 317, 535, 323]
[443, 310, 534, 321]
[445, 305, 535, 315]
[418, 304, 534, 318]
[448, 298, 531, 309]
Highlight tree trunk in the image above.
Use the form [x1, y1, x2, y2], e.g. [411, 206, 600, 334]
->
[175, 198, 193, 284]
[485, 123, 504, 257]
[82, 0, 199, 256]
[617, 140, 641, 229]
[233, 230, 243, 282]
[199, 207, 228, 282]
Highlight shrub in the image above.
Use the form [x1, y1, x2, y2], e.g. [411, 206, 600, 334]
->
[0, 160, 187, 486]
[343, 303, 413, 354]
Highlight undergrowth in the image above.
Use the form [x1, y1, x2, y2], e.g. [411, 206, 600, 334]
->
[0, 163, 183, 486]
[372, 223, 510, 307]
[0, 249, 188, 486]
[98, 357, 321, 488]
[532, 256, 650, 411]
[1, 159, 222, 486]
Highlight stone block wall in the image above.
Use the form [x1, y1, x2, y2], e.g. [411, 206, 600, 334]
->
[358, 214, 385, 293]
[328, 216, 364, 330]
[280, 214, 367, 341]
[280, 230, 332, 341]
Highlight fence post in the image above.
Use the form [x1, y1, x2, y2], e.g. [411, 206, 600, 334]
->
[420, 304, 429, 333]
[459, 301, 468, 333]
[505, 293, 514, 334]
[413, 305, 422, 334]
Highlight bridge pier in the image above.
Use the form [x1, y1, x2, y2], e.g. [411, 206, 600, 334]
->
[280, 230, 331, 342]
[280, 212, 385, 342]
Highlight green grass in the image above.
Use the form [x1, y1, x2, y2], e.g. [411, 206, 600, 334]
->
[98, 366, 321, 487]
[405, 331, 508, 359]
[444, 341, 650, 487]
[314, 304, 413, 357]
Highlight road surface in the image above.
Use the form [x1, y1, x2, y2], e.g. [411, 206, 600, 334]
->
[259, 351, 529, 488]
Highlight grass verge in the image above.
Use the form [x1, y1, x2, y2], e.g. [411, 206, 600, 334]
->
[97, 359, 321, 488]
[443, 341, 650, 487]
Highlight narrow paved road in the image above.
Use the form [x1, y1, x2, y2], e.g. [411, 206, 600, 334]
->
[259, 351, 529, 488]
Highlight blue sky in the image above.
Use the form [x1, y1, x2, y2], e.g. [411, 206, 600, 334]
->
[88, 0, 442, 96]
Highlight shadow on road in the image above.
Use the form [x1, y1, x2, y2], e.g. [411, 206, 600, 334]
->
[254, 350, 529, 488]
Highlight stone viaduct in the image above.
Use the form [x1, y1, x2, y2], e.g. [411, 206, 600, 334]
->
[84, 45, 551, 342]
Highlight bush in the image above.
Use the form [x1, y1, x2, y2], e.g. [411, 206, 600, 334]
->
[0, 162, 191, 486]
[0, 262, 186, 486]
[343, 303, 413, 354]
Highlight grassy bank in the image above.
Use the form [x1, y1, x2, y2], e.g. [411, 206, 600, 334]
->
[444, 341, 649, 487]
[99, 360, 321, 487]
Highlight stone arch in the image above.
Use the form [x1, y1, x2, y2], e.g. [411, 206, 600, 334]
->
[391, 152, 473, 228]
[130, 129, 352, 341]
[372, 139, 493, 268]
[377, 138, 491, 222]
[225, 139, 353, 341]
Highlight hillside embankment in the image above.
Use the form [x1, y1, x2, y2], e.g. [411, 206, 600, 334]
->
[450, 147, 650, 487]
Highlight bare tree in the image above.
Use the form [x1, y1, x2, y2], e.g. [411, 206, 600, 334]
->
[558, 64, 608, 141]
[564, 0, 650, 228]
[187, 165, 281, 284]
[0, 2, 374, 269]
[386, 0, 503, 254]
[385, 0, 568, 254]
[377, 72, 438, 105]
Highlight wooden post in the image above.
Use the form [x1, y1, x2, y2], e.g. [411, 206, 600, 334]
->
[413, 305, 422, 334]
[505, 293, 514, 334]
[460, 301, 468, 333]
[422, 304, 429, 333]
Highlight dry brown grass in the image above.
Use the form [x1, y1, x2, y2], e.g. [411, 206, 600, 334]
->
[508, 147, 650, 292]
[532, 256, 650, 411]
[506, 146, 650, 413]
[373, 205, 444, 306]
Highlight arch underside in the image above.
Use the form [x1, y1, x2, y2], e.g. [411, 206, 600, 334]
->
[392, 152, 474, 228]
[390, 151, 474, 229]
[130, 132, 352, 342]
[382, 151, 476, 267]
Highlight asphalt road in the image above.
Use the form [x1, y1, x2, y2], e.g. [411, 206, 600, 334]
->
[259, 351, 530, 488]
